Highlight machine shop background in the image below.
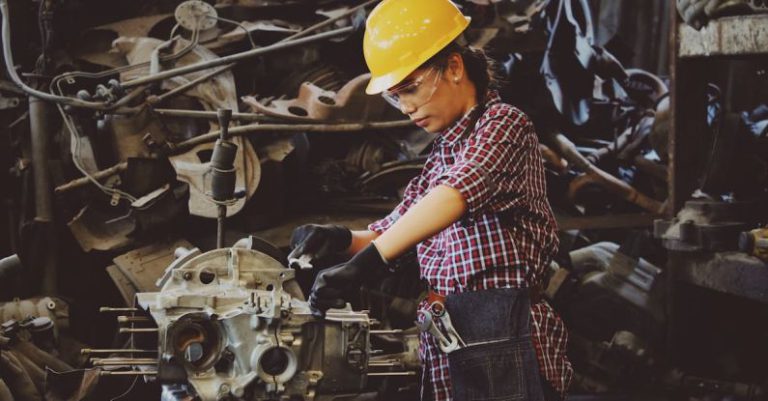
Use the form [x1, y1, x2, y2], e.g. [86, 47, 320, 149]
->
[0, 0, 766, 400]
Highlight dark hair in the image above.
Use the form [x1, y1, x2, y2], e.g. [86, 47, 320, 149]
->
[423, 40, 499, 103]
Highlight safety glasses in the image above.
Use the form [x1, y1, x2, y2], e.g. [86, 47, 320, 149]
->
[381, 66, 442, 110]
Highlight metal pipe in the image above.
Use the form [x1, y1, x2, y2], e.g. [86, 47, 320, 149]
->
[54, 162, 127, 194]
[121, 26, 354, 89]
[172, 119, 414, 152]
[370, 330, 403, 335]
[91, 358, 157, 366]
[152, 108, 275, 121]
[29, 94, 58, 295]
[81, 349, 157, 355]
[117, 316, 152, 323]
[99, 370, 157, 376]
[151, 64, 233, 104]
[367, 372, 417, 377]
[99, 307, 138, 313]
[119, 328, 158, 334]
[29, 97, 53, 222]
[550, 133, 664, 213]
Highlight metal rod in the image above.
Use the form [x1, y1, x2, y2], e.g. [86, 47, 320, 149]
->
[100, 307, 138, 313]
[119, 328, 158, 334]
[117, 316, 151, 323]
[82, 349, 157, 355]
[55, 162, 127, 194]
[99, 370, 157, 376]
[172, 119, 414, 153]
[121, 26, 354, 89]
[370, 329, 403, 335]
[152, 108, 275, 122]
[92, 358, 158, 366]
[151, 64, 233, 104]
[368, 362, 401, 367]
[367, 372, 417, 377]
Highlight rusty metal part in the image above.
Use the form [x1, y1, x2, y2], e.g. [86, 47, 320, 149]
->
[550, 132, 664, 213]
[243, 74, 387, 122]
[172, 119, 414, 152]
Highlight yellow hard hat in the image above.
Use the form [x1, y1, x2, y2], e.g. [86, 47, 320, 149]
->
[363, 0, 471, 95]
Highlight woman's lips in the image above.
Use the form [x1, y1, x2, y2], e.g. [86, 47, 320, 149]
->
[413, 117, 429, 127]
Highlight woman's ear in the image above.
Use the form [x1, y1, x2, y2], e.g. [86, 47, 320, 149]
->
[446, 52, 465, 82]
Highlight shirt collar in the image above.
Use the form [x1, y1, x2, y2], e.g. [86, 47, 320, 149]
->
[437, 90, 502, 146]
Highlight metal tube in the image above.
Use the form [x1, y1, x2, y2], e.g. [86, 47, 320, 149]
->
[82, 349, 157, 355]
[118, 328, 157, 333]
[54, 162, 127, 194]
[117, 316, 151, 323]
[121, 26, 354, 89]
[152, 64, 233, 104]
[367, 372, 417, 377]
[172, 119, 414, 152]
[152, 108, 274, 121]
[92, 358, 157, 366]
[29, 97, 53, 222]
[99, 370, 157, 376]
[99, 307, 138, 313]
[370, 330, 403, 335]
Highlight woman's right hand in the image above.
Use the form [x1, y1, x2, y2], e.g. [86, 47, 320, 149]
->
[287, 224, 352, 269]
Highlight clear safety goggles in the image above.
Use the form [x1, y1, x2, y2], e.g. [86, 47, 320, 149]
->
[381, 66, 442, 110]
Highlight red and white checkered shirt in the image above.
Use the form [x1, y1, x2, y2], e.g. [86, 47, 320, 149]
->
[369, 91, 573, 399]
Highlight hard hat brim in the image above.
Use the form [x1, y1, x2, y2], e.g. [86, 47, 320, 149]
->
[365, 16, 471, 95]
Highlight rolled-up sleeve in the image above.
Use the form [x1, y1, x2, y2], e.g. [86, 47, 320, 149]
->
[435, 110, 533, 214]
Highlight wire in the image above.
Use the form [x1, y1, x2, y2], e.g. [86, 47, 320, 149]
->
[109, 375, 139, 401]
[210, 16, 257, 49]
[53, 79, 138, 203]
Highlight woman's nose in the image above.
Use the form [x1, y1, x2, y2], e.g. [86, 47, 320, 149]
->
[400, 101, 416, 115]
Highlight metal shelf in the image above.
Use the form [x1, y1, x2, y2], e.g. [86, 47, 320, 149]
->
[679, 14, 768, 57]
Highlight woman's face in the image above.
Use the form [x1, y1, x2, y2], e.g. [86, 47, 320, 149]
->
[385, 54, 478, 133]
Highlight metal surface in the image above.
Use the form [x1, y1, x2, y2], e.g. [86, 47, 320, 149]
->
[112, 238, 195, 293]
[679, 15, 768, 57]
[675, 252, 768, 303]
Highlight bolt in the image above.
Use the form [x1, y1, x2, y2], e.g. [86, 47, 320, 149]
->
[183, 272, 193, 281]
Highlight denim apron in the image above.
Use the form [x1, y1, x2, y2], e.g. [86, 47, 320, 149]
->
[444, 288, 546, 401]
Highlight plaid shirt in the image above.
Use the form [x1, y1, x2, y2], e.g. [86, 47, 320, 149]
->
[369, 92, 572, 399]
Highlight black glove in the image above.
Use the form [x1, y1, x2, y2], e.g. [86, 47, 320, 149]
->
[309, 243, 388, 316]
[287, 224, 352, 268]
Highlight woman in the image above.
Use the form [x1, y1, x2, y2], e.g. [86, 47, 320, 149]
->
[289, 0, 572, 400]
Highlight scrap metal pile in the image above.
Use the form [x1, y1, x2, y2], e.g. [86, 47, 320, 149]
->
[0, 0, 766, 400]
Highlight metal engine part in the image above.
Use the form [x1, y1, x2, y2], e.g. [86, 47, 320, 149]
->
[130, 245, 375, 401]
